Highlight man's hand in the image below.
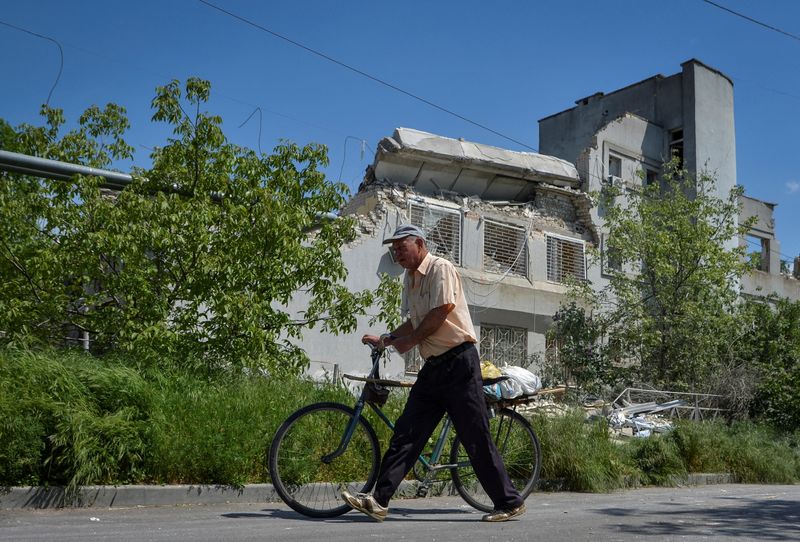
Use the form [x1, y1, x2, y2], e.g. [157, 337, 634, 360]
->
[361, 334, 383, 347]
[363, 332, 411, 353]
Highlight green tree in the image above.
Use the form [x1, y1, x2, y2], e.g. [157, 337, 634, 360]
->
[578, 160, 752, 389]
[0, 78, 389, 374]
[731, 297, 800, 430]
[546, 302, 622, 395]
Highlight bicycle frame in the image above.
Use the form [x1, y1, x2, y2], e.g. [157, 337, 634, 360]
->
[324, 346, 472, 496]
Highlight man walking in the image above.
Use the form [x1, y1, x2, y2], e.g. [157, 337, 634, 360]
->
[342, 224, 526, 522]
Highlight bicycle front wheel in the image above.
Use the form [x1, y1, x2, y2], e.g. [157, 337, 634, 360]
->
[268, 402, 381, 517]
[449, 408, 541, 512]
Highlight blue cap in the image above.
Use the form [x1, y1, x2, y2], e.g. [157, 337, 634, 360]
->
[382, 224, 427, 244]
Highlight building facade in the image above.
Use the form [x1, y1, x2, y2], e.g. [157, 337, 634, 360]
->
[293, 59, 798, 380]
[292, 128, 597, 380]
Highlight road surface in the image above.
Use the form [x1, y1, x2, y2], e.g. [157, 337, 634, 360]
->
[2, 484, 798, 541]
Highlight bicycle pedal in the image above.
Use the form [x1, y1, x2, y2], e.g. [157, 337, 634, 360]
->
[415, 485, 429, 498]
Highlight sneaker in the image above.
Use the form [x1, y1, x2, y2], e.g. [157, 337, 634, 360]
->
[481, 502, 526, 522]
[341, 490, 388, 522]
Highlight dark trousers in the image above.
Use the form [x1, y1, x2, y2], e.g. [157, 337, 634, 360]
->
[371, 343, 523, 510]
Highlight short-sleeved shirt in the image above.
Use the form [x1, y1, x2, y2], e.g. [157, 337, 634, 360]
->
[401, 253, 477, 359]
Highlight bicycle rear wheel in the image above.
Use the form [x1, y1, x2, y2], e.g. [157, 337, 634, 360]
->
[449, 408, 541, 512]
[269, 402, 381, 517]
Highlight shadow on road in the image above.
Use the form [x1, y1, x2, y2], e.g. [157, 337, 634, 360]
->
[596, 496, 800, 540]
[222, 505, 479, 523]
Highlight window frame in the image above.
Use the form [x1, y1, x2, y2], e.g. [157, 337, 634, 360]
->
[601, 233, 622, 276]
[546, 233, 587, 283]
[479, 323, 528, 367]
[482, 219, 528, 278]
[408, 201, 462, 266]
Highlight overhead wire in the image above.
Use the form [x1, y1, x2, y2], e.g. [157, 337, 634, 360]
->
[238, 107, 263, 155]
[195, 0, 538, 153]
[744, 236, 797, 263]
[700, 0, 800, 43]
[0, 19, 63, 106]
[0, 16, 377, 189]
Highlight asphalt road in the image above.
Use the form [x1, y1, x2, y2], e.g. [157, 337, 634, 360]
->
[2, 484, 799, 542]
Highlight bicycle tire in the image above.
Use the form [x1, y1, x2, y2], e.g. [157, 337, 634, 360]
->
[449, 408, 541, 512]
[268, 402, 381, 518]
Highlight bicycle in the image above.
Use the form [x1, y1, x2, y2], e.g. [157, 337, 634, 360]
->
[268, 345, 542, 518]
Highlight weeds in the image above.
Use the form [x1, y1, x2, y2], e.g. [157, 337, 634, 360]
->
[1, 346, 799, 491]
[625, 434, 686, 486]
[531, 410, 628, 492]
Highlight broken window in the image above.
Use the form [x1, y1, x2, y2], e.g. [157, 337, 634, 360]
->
[409, 202, 461, 265]
[608, 155, 622, 179]
[483, 220, 527, 277]
[644, 169, 658, 188]
[669, 129, 684, 166]
[480, 324, 528, 367]
[746, 234, 770, 272]
[546, 234, 586, 283]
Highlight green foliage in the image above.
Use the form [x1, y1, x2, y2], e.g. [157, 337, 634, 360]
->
[723, 423, 800, 483]
[0, 78, 387, 374]
[0, 346, 152, 491]
[669, 420, 729, 473]
[145, 370, 354, 486]
[370, 272, 403, 329]
[546, 302, 623, 394]
[3, 346, 798, 491]
[531, 410, 628, 492]
[625, 435, 687, 486]
[729, 297, 800, 431]
[579, 160, 751, 389]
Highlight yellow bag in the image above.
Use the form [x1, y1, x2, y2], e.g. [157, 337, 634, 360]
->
[480, 360, 503, 380]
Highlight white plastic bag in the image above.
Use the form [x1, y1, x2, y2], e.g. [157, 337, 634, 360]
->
[498, 377, 523, 399]
[501, 366, 542, 395]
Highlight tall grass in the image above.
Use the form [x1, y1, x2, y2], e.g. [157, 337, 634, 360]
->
[144, 370, 363, 486]
[530, 410, 629, 491]
[0, 347, 152, 491]
[1, 345, 799, 491]
[724, 423, 800, 483]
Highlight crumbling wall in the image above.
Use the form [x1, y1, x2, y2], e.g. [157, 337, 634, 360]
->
[344, 180, 596, 247]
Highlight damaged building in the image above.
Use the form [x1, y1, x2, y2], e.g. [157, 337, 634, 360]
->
[292, 58, 798, 380]
[293, 127, 598, 379]
[539, 58, 799, 299]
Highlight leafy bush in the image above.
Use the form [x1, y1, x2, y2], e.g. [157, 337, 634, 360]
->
[731, 298, 800, 431]
[669, 420, 729, 473]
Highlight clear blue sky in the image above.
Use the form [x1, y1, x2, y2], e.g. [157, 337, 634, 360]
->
[2, 0, 799, 262]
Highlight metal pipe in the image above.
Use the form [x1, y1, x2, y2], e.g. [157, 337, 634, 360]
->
[0, 149, 132, 190]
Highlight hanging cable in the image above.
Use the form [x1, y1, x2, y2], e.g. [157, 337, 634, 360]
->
[195, 0, 537, 152]
[0, 20, 63, 106]
[700, 0, 800, 43]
